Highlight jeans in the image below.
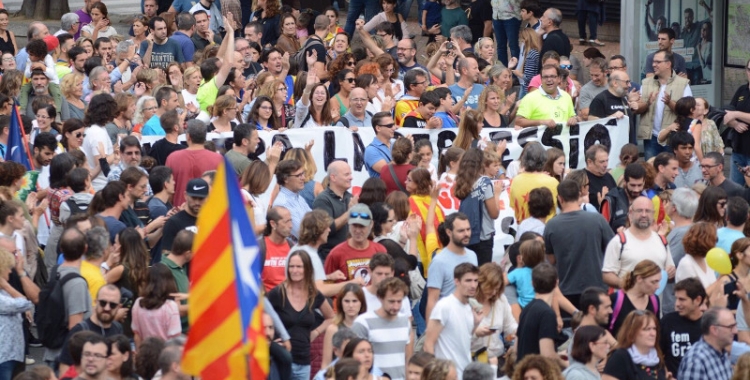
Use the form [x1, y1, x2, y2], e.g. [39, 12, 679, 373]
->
[412, 299, 426, 337]
[0, 361, 19, 380]
[344, 0, 382, 38]
[468, 238, 495, 267]
[492, 18, 521, 67]
[577, 10, 598, 40]
[291, 363, 311, 380]
[643, 135, 669, 160]
[399, 0, 425, 24]
[731, 151, 750, 186]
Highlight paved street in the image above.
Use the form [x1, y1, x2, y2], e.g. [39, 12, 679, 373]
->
[3, 0, 144, 15]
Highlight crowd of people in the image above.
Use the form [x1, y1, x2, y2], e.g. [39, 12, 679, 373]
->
[0, 0, 748, 380]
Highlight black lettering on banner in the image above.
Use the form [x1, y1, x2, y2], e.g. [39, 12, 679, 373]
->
[583, 123, 612, 154]
[541, 124, 564, 150]
[516, 127, 539, 147]
[568, 124, 580, 169]
[272, 134, 293, 161]
[351, 132, 366, 171]
[488, 130, 512, 167]
[436, 130, 458, 153]
[323, 131, 348, 170]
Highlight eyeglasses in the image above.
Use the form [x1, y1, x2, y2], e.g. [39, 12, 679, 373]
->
[344, 77, 356, 83]
[350, 212, 371, 220]
[83, 352, 108, 360]
[560, 64, 572, 70]
[653, 59, 668, 64]
[714, 323, 737, 330]
[351, 98, 367, 103]
[291, 171, 306, 179]
[377, 123, 396, 128]
[97, 300, 120, 309]
[1, 57, 13, 62]
[74, 132, 84, 138]
[347, 61, 355, 66]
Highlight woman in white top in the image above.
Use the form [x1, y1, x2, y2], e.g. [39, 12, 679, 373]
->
[676, 221, 720, 292]
[181, 67, 201, 111]
[470, 263, 517, 370]
[294, 70, 336, 128]
[375, 54, 405, 101]
[241, 160, 272, 237]
[81, 2, 119, 40]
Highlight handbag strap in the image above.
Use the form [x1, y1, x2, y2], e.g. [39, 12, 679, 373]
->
[485, 302, 496, 347]
[388, 164, 407, 193]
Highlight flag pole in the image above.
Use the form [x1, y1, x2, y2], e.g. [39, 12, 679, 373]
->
[13, 101, 34, 170]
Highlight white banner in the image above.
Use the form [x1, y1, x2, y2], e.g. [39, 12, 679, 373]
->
[141, 116, 630, 189]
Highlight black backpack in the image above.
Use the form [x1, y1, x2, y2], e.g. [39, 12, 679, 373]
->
[64, 197, 89, 217]
[601, 187, 630, 233]
[292, 36, 324, 73]
[34, 266, 84, 349]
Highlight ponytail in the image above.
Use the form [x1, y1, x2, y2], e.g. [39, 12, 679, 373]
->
[0, 199, 20, 225]
[438, 146, 465, 177]
[622, 259, 661, 291]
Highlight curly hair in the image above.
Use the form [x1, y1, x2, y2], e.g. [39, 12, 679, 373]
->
[476, 262, 505, 304]
[682, 221, 717, 258]
[375, 53, 398, 81]
[407, 168, 432, 196]
[0, 70, 22, 98]
[356, 62, 382, 78]
[84, 93, 117, 126]
[262, 0, 281, 18]
[0, 162, 26, 187]
[477, 84, 504, 115]
[328, 52, 355, 80]
[511, 355, 564, 380]
[297, 209, 333, 246]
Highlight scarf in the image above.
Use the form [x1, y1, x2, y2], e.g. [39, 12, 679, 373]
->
[628, 345, 660, 367]
[409, 194, 444, 273]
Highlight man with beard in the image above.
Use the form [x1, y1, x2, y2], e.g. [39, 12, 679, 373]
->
[424, 263, 481, 379]
[577, 287, 616, 345]
[600, 163, 647, 232]
[71, 335, 111, 380]
[515, 65, 578, 128]
[224, 124, 259, 177]
[190, 10, 221, 51]
[602, 196, 676, 289]
[29, 132, 57, 199]
[583, 144, 617, 210]
[161, 178, 208, 255]
[352, 277, 413, 380]
[93, 37, 113, 65]
[660, 278, 707, 375]
[139, 16, 185, 70]
[68, 46, 88, 75]
[395, 38, 427, 80]
[702, 152, 750, 201]
[424, 213, 478, 321]
[21, 70, 60, 117]
[234, 38, 263, 79]
[58, 285, 124, 375]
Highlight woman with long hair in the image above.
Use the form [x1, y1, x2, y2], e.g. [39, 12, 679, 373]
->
[131, 264, 182, 348]
[61, 72, 87, 121]
[478, 84, 511, 129]
[277, 13, 301, 55]
[454, 109, 484, 150]
[657, 97, 705, 159]
[258, 79, 295, 130]
[294, 71, 336, 128]
[542, 148, 566, 182]
[437, 146, 464, 216]
[514, 28, 541, 97]
[718, 237, 750, 311]
[0, 10, 17, 55]
[268, 250, 334, 380]
[608, 260, 662, 337]
[241, 159, 271, 236]
[251, 0, 281, 46]
[207, 95, 238, 133]
[603, 310, 668, 380]
[247, 95, 281, 131]
[563, 325, 610, 380]
[359, 178, 388, 207]
[694, 97, 724, 156]
[105, 227, 151, 337]
[363, 0, 409, 41]
[81, 2, 118, 40]
[342, 338, 387, 379]
[60, 119, 86, 153]
[454, 148, 502, 266]
[471, 263, 518, 367]
[676, 221, 719, 290]
[321, 283, 366, 368]
[692, 185, 727, 227]
[106, 334, 137, 380]
[329, 69, 356, 121]
[406, 168, 443, 269]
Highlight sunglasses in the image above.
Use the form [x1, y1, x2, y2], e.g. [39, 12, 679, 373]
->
[98, 300, 120, 309]
[347, 61, 355, 66]
[377, 123, 395, 128]
[344, 77, 356, 83]
[560, 64, 572, 70]
[75, 132, 84, 138]
[350, 212, 371, 220]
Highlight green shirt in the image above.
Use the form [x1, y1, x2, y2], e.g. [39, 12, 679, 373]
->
[161, 256, 189, 333]
[224, 149, 251, 177]
[196, 77, 219, 112]
[441, 7, 469, 37]
[516, 89, 576, 125]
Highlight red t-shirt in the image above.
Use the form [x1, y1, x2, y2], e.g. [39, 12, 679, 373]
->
[165, 148, 223, 206]
[324, 240, 387, 283]
[379, 163, 415, 196]
[262, 237, 291, 292]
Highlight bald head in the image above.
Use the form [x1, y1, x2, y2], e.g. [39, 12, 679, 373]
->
[314, 14, 330, 31]
[328, 160, 349, 176]
[629, 196, 654, 230]
[349, 88, 368, 117]
[328, 161, 352, 191]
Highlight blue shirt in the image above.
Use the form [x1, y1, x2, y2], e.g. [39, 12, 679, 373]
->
[170, 0, 195, 12]
[364, 139, 392, 178]
[435, 111, 457, 128]
[170, 31, 195, 62]
[717, 227, 745, 254]
[426, 246, 478, 297]
[100, 215, 126, 244]
[507, 267, 535, 307]
[422, 1, 442, 26]
[272, 186, 311, 239]
[677, 338, 733, 380]
[448, 83, 485, 110]
[15, 48, 28, 73]
[141, 114, 166, 136]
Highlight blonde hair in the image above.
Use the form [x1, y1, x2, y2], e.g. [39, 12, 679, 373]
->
[183, 66, 200, 83]
[61, 72, 84, 99]
[283, 148, 317, 182]
[209, 95, 237, 118]
[477, 84, 504, 115]
[520, 28, 542, 54]
[259, 78, 286, 100]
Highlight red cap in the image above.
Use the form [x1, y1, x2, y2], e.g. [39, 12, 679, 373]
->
[42, 35, 59, 52]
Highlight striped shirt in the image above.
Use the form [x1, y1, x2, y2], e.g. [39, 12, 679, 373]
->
[351, 310, 411, 380]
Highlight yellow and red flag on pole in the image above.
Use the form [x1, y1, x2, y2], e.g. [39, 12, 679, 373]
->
[182, 156, 269, 380]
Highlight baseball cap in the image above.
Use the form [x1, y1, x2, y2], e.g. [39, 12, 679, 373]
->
[43, 35, 59, 53]
[185, 178, 209, 198]
[348, 204, 372, 226]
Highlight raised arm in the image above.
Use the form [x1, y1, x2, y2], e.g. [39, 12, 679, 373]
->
[213, 14, 236, 87]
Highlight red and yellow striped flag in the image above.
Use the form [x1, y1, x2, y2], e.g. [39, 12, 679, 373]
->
[182, 157, 269, 379]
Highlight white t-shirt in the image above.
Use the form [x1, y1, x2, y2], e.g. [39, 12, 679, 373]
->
[675, 254, 717, 289]
[182, 89, 199, 110]
[602, 229, 675, 278]
[287, 244, 326, 282]
[363, 287, 411, 317]
[515, 217, 545, 241]
[430, 293, 473, 379]
[82, 124, 114, 191]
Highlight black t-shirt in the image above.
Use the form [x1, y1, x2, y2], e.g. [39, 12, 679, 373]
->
[402, 115, 427, 129]
[603, 348, 667, 380]
[608, 291, 660, 338]
[585, 169, 618, 210]
[303, 36, 327, 72]
[589, 90, 629, 119]
[540, 30, 571, 68]
[516, 299, 558, 363]
[243, 62, 264, 79]
[730, 84, 750, 155]
[659, 312, 701, 375]
[267, 286, 326, 365]
[467, 0, 492, 45]
[148, 138, 186, 166]
[718, 179, 750, 203]
[161, 210, 197, 253]
[59, 318, 124, 365]
[259, 14, 280, 46]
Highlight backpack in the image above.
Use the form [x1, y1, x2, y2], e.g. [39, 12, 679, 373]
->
[601, 187, 629, 233]
[292, 36, 324, 73]
[609, 289, 659, 332]
[616, 230, 668, 261]
[34, 266, 84, 349]
[64, 197, 89, 218]
[458, 177, 486, 245]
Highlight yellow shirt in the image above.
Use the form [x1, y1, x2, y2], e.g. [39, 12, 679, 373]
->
[395, 97, 419, 126]
[81, 260, 106, 305]
[516, 89, 576, 124]
[509, 172, 559, 222]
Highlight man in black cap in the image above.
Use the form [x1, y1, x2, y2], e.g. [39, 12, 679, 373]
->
[161, 178, 208, 256]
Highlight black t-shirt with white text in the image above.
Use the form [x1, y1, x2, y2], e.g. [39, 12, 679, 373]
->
[659, 312, 701, 375]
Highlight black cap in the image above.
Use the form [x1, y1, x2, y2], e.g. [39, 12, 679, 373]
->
[186, 178, 209, 198]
